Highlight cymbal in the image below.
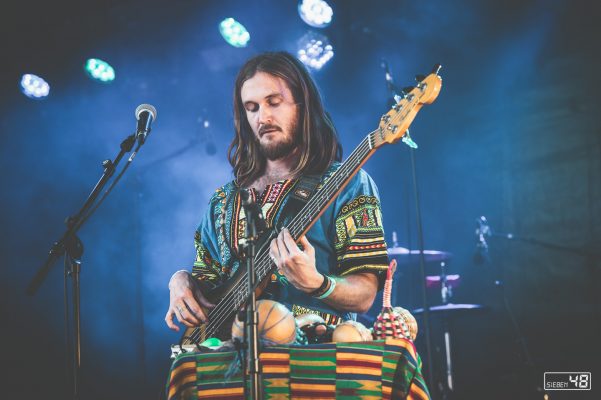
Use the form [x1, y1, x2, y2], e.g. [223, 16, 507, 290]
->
[412, 303, 484, 315]
[387, 246, 452, 264]
[426, 274, 461, 289]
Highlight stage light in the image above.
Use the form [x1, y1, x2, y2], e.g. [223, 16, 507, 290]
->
[297, 32, 334, 70]
[219, 18, 250, 48]
[85, 58, 115, 83]
[20, 74, 50, 99]
[298, 0, 333, 28]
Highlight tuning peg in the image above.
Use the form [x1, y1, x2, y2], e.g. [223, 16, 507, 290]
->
[431, 64, 442, 75]
[415, 74, 426, 82]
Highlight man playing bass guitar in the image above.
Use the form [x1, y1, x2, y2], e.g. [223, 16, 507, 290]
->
[165, 51, 389, 340]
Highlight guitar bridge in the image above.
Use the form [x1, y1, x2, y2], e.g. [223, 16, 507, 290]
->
[170, 344, 197, 359]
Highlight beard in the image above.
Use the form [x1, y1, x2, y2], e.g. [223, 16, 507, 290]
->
[257, 120, 300, 161]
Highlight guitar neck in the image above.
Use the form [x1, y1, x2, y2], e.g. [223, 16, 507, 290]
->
[288, 134, 376, 241]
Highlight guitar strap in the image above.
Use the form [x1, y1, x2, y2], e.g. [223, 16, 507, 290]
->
[224, 173, 323, 265]
[273, 173, 321, 230]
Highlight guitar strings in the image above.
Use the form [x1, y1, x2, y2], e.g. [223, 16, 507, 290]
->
[183, 94, 420, 344]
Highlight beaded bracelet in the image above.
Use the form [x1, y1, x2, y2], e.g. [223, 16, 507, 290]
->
[315, 276, 336, 300]
[309, 274, 329, 297]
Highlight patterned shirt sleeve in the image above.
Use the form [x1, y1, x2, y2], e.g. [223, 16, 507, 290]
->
[191, 191, 226, 287]
[332, 169, 389, 288]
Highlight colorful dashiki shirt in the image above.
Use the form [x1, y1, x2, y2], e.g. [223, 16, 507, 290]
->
[191, 162, 389, 323]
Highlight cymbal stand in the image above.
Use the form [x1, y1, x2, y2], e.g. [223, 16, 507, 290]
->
[409, 148, 435, 390]
[439, 261, 454, 397]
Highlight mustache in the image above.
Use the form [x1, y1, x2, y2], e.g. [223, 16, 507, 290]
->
[258, 124, 282, 136]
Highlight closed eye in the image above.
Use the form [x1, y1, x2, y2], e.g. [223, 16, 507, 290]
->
[267, 96, 283, 106]
[244, 102, 259, 112]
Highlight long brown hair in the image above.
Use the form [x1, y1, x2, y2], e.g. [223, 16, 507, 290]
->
[228, 51, 342, 187]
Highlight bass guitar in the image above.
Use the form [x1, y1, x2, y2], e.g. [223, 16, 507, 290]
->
[174, 65, 443, 354]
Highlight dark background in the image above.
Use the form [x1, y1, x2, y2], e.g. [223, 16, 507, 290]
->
[1, 0, 599, 399]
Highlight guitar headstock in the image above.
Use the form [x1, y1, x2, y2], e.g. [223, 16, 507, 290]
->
[373, 65, 442, 148]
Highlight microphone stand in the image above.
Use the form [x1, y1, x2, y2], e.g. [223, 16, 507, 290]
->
[409, 148, 435, 392]
[27, 133, 137, 400]
[382, 58, 435, 389]
[239, 191, 265, 400]
[475, 217, 540, 396]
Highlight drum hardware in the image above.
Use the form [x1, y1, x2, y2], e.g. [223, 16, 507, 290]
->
[386, 245, 455, 391]
[412, 259, 484, 399]
[412, 303, 484, 314]
[387, 246, 453, 265]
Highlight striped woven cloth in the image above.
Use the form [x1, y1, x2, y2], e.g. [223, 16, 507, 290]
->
[166, 338, 430, 399]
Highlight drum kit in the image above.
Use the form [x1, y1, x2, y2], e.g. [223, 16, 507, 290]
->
[387, 244, 484, 397]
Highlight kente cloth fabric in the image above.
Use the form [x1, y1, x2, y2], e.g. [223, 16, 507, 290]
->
[191, 162, 389, 322]
[166, 338, 431, 400]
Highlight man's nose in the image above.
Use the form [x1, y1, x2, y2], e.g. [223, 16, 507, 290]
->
[258, 106, 273, 125]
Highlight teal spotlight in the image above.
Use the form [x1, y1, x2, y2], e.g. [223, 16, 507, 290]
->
[85, 58, 115, 83]
[219, 18, 250, 48]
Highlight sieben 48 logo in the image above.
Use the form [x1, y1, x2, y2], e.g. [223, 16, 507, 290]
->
[544, 372, 591, 391]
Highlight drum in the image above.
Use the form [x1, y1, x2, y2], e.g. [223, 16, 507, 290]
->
[331, 320, 373, 342]
[231, 300, 297, 346]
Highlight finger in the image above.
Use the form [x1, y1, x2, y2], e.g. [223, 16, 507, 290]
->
[188, 281, 215, 310]
[276, 231, 290, 258]
[299, 235, 314, 257]
[165, 310, 180, 332]
[270, 239, 280, 266]
[184, 300, 210, 323]
[194, 294, 215, 310]
[176, 304, 200, 327]
[282, 229, 300, 254]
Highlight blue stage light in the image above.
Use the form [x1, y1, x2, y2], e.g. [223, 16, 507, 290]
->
[85, 58, 115, 83]
[219, 18, 250, 48]
[297, 32, 334, 70]
[298, 0, 333, 28]
[20, 74, 50, 99]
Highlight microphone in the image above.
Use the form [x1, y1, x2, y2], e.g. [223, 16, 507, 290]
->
[380, 58, 395, 93]
[135, 104, 157, 144]
[240, 189, 268, 237]
[198, 115, 216, 156]
[474, 216, 491, 264]
[380, 58, 401, 107]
